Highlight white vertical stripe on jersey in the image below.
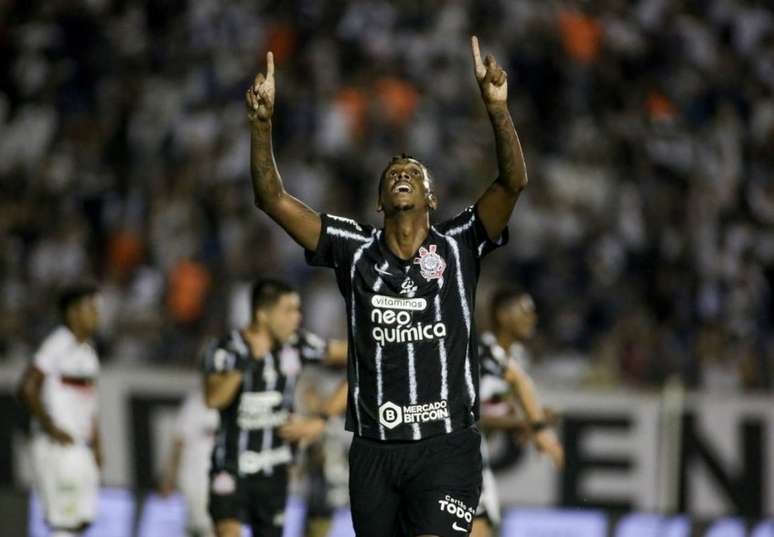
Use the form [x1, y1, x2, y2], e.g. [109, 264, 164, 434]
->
[373, 255, 388, 440]
[434, 293, 452, 433]
[375, 344, 385, 440]
[407, 342, 421, 440]
[238, 359, 253, 475]
[445, 235, 477, 407]
[350, 234, 377, 436]
[261, 352, 277, 475]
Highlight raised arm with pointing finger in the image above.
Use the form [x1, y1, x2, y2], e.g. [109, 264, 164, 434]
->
[470, 35, 529, 241]
[246, 51, 322, 252]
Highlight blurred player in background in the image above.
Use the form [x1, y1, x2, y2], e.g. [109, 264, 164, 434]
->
[292, 371, 351, 537]
[472, 287, 564, 537]
[247, 35, 526, 537]
[159, 387, 220, 537]
[203, 278, 346, 537]
[17, 284, 102, 537]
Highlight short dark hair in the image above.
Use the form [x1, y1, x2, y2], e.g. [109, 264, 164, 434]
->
[58, 284, 98, 319]
[250, 278, 296, 314]
[489, 286, 528, 327]
[378, 153, 433, 197]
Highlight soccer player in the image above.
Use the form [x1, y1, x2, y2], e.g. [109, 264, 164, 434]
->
[17, 284, 102, 537]
[246, 35, 530, 537]
[159, 387, 220, 537]
[473, 287, 563, 537]
[203, 278, 346, 537]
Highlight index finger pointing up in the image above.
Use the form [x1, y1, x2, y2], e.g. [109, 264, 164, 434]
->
[471, 36, 485, 79]
[266, 51, 275, 80]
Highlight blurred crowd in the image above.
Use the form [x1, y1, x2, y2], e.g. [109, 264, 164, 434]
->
[0, 0, 772, 391]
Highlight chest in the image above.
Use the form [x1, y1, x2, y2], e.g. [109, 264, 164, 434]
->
[54, 346, 99, 379]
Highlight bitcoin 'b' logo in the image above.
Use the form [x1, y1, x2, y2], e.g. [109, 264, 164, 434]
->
[379, 401, 403, 429]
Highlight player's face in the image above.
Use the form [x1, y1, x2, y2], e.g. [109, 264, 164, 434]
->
[379, 159, 436, 214]
[503, 295, 537, 340]
[70, 294, 100, 337]
[264, 292, 302, 344]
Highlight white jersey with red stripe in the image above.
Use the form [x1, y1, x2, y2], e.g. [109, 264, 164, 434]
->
[32, 325, 100, 444]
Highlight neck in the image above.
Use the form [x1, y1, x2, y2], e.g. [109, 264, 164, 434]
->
[383, 209, 430, 260]
[242, 322, 274, 357]
[494, 328, 522, 351]
[66, 322, 89, 343]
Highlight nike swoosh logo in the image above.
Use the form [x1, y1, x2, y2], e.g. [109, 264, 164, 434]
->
[374, 266, 393, 277]
[452, 522, 468, 532]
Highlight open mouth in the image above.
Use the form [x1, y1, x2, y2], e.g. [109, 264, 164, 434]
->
[393, 182, 414, 194]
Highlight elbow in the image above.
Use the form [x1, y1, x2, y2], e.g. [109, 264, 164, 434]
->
[253, 190, 284, 214]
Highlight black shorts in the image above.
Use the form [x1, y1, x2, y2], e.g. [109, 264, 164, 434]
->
[349, 426, 482, 537]
[208, 467, 288, 537]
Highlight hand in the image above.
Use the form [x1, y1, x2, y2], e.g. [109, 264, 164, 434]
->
[246, 51, 275, 124]
[46, 425, 74, 445]
[533, 429, 564, 469]
[471, 35, 508, 106]
[279, 415, 326, 446]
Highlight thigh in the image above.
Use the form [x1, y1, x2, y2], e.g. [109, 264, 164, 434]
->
[37, 440, 99, 528]
[208, 470, 242, 526]
[245, 473, 288, 537]
[402, 428, 483, 537]
[348, 438, 402, 537]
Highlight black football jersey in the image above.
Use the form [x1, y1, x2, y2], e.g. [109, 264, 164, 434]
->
[203, 329, 328, 476]
[305, 207, 508, 440]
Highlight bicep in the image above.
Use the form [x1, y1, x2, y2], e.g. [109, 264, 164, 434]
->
[263, 193, 322, 252]
[475, 180, 521, 241]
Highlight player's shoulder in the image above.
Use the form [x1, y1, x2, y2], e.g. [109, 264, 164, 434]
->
[479, 331, 507, 364]
[433, 206, 477, 236]
[289, 328, 326, 350]
[323, 214, 376, 240]
[37, 325, 76, 355]
[210, 330, 249, 357]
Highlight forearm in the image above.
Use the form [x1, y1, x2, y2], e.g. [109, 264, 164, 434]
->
[486, 102, 527, 194]
[322, 380, 348, 418]
[479, 413, 529, 433]
[509, 374, 545, 424]
[250, 121, 285, 211]
[205, 372, 243, 409]
[18, 377, 56, 431]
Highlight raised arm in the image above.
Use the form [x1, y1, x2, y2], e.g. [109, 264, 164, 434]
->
[470, 36, 528, 241]
[247, 51, 322, 252]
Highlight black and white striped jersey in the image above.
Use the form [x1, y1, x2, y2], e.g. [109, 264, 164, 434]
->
[478, 331, 530, 407]
[203, 329, 328, 476]
[305, 206, 508, 441]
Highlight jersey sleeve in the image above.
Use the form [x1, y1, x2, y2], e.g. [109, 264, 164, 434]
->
[305, 214, 375, 270]
[32, 331, 63, 375]
[480, 348, 506, 379]
[435, 205, 509, 259]
[293, 329, 330, 364]
[201, 339, 243, 374]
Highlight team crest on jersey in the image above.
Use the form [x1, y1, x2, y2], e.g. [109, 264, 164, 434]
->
[414, 245, 446, 281]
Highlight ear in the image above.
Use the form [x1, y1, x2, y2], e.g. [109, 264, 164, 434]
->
[426, 191, 438, 211]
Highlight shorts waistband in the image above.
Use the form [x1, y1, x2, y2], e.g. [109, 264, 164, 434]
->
[353, 425, 476, 450]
